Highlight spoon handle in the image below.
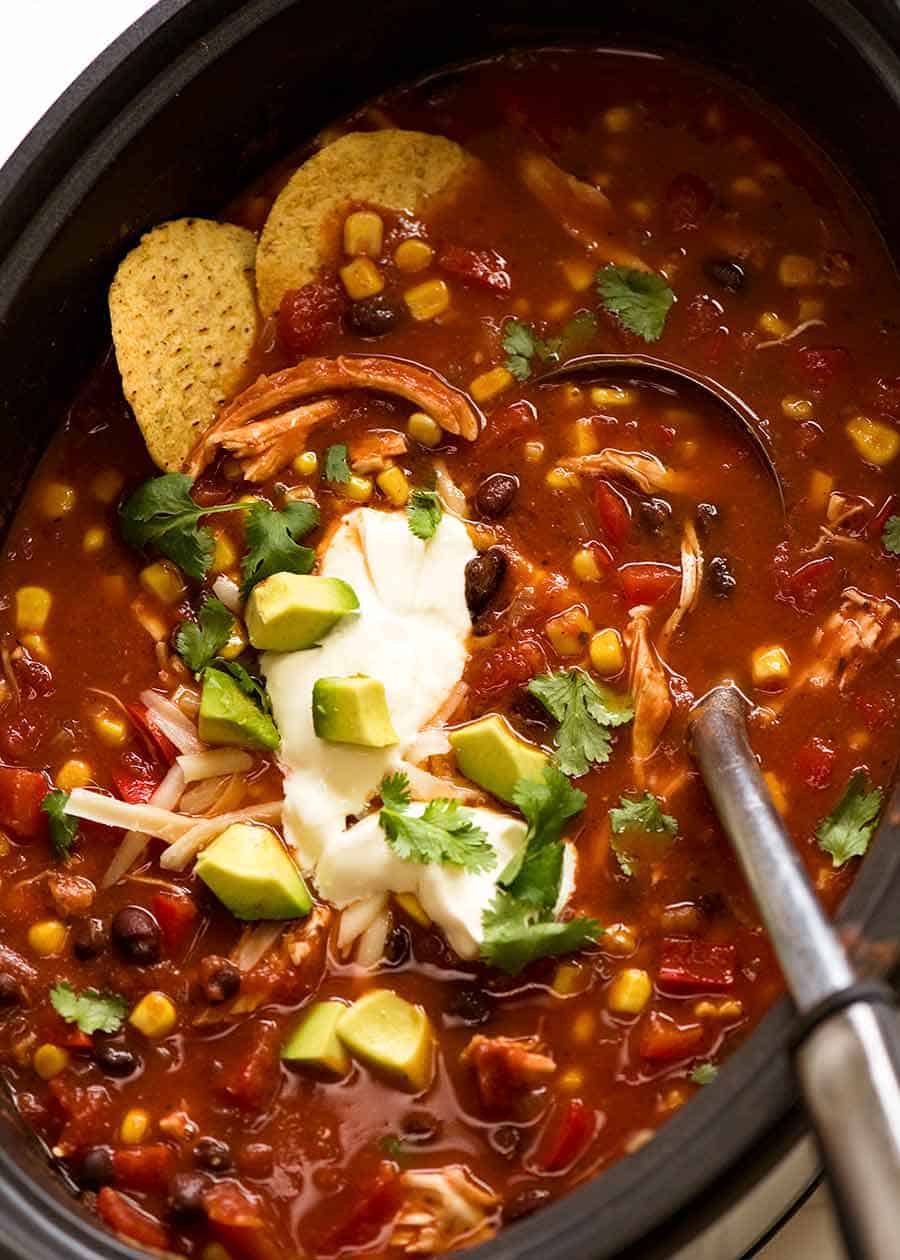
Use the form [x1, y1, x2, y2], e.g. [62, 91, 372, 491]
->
[689, 685, 900, 1260]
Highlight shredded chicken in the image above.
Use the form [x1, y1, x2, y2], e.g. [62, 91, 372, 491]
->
[47, 872, 95, 919]
[350, 429, 409, 474]
[462, 1035, 556, 1110]
[754, 318, 826, 350]
[518, 152, 648, 270]
[789, 587, 900, 697]
[392, 1168, 499, 1255]
[560, 448, 678, 494]
[220, 399, 340, 481]
[825, 492, 870, 537]
[625, 605, 673, 778]
[659, 522, 703, 653]
[186, 355, 482, 475]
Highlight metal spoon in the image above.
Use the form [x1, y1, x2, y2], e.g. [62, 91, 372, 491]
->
[690, 685, 900, 1260]
[536, 351, 785, 513]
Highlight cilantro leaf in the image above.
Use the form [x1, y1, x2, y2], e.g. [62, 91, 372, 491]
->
[481, 892, 601, 975]
[240, 499, 319, 594]
[690, 1063, 718, 1086]
[882, 515, 900, 555]
[407, 489, 443, 541]
[379, 1135, 408, 1165]
[50, 982, 128, 1035]
[174, 596, 234, 673]
[377, 771, 496, 872]
[815, 771, 882, 867]
[119, 474, 243, 581]
[596, 265, 675, 342]
[501, 314, 596, 382]
[502, 318, 538, 381]
[324, 443, 351, 484]
[610, 793, 678, 836]
[528, 668, 634, 777]
[41, 789, 78, 861]
[558, 309, 598, 351]
[500, 767, 586, 901]
[206, 659, 273, 716]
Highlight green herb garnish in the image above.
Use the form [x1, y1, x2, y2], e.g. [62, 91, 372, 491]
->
[882, 515, 900, 555]
[324, 443, 351, 484]
[502, 312, 598, 382]
[206, 659, 273, 716]
[596, 265, 675, 342]
[610, 792, 678, 837]
[119, 473, 244, 580]
[407, 488, 443, 541]
[50, 982, 128, 1035]
[240, 499, 319, 594]
[378, 771, 495, 872]
[528, 668, 634, 777]
[174, 595, 234, 672]
[41, 789, 78, 862]
[690, 1063, 718, 1086]
[815, 771, 882, 867]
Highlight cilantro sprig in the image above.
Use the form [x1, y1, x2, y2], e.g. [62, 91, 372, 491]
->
[324, 443, 351, 484]
[609, 792, 678, 876]
[815, 771, 882, 867]
[596, 265, 675, 342]
[119, 473, 244, 581]
[407, 489, 443, 541]
[50, 982, 128, 1035]
[481, 896, 600, 975]
[42, 789, 78, 862]
[882, 515, 900, 555]
[690, 1063, 718, 1086]
[240, 500, 318, 594]
[528, 668, 634, 777]
[206, 659, 273, 716]
[378, 772, 495, 872]
[502, 312, 597, 381]
[175, 596, 234, 672]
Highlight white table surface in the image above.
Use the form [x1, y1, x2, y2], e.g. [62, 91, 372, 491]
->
[0, 4, 848, 1259]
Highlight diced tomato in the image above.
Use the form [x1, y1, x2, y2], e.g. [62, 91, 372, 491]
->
[112, 1144, 176, 1193]
[205, 1181, 282, 1260]
[152, 891, 199, 954]
[111, 751, 163, 805]
[536, 1098, 595, 1172]
[325, 1163, 403, 1251]
[594, 480, 631, 546]
[277, 272, 345, 358]
[796, 737, 836, 789]
[664, 173, 714, 233]
[0, 766, 48, 839]
[125, 703, 178, 766]
[619, 562, 680, 606]
[470, 639, 545, 705]
[639, 1012, 705, 1061]
[658, 939, 736, 995]
[217, 1021, 281, 1112]
[97, 1188, 171, 1252]
[794, 345, 852, 392]
[480, 400, 538, 448]
[437, 244, 511, 295]
[786, 555, 836, 611]
[47, 1080, 111, 1153]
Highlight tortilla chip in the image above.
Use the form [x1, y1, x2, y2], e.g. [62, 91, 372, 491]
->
[255, 130, 474, 316]
[109, 218, 258, 471]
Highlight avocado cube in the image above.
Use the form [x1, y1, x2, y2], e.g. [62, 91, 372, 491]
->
[336, 989, 434, 1092]
[246, 573, 359, 652]
[312, 675, 398, 747]
[449, 714, 549, 803]
[198, 667, 280, 752]
[281, 1000, 351, 1075]
[195, 822, 311, 920]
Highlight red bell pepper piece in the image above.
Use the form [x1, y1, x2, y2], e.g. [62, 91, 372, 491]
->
[594, 480, 631, 546]
[470, 639, 545, 705]
[125, 702, 178, 766]
[619, 562, 680, 606]
[796, 737, 836, 790]
[97, 1188, 171, 1252]
[0, 766, 49, 838]
[536, 1098, 595, 1172]
[111, 751, 164, 805]
[437, 244, 511, 295]
[112, 1144, 176, 1193]
[480, 400, 538, 449]
[639, 1012, 704, 1061]
[658, 938, 736, 995]
[325, 1162, 403, 1251]
[786, 555, 835, 611]
[152, 891, 198, 954]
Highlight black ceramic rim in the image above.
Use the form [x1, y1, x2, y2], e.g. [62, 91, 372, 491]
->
[0, 3, 899, 1260]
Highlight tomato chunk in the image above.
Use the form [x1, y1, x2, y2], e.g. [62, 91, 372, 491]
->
[217, 1021, 281, 1111]
[480, 400, 538, 449]
[97, 1188, 171, 1251]
[638, 1012, 704, 1061]
[0, 766, 48, 839]
[619, 562, 680, 606]
[152, 891, 199, 954]
[205, 1181, 281, 1260]
[658, 939, 736, 994]
[796, 737, 836, 789]
[126, 703, 178, 766]
[536, 1098, 595, 1172]
[325, 1162, 403, 1251]
[111, 751, 163, 804]
[112, 1144, 176, 1193]
[277, 273, 345, 358]
[437, 244, 511, 294]
[594, 481, 631, 546]
[794, 345, 851, 392]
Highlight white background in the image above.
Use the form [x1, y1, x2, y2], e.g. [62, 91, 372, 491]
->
[0, 3, 846, 1257]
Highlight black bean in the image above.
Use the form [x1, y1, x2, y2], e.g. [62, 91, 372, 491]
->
[200, 957, 241, 1004]
[695, 502, 719, 534]
[447, 986, 493, 1026]
[638, 497, 671, 534]
[347, 296, 402, 337]
[384, 925, 411, 966]
[703, 256, 746, 293]
[464, 548, 507, 615]
[475, 473, 518, 519]
[0, 974, 23, 1009]
[72, 918, 108, 961]
[168, 1171, 210, 1223]
[491, 1124, 522, 1158]
[707, 555, 737, 597]
[94, 1044, 139, 1078]
[193, 1136, 232, 1172]
[402, 1111, 441, 1143]
[504, 1187, 551, 1221]
[80, 1146, 114, 1191]
[111, 906, 161, 965]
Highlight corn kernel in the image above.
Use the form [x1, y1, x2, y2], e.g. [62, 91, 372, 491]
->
[629, 199, 653, 222]
[590, 628, 625, 676]
[798, 297, 825, 321]
[781, 395, 814, 421]
[94, 713, 128, 747]
[140, 560, 187, 605]
[808, 469, 834, 510]
[562, 385, 583, 406]
[590, 385, 635, 408]
[731, 176, 763, 198]
[222, 458, 243, 481]
[21, 634, 50, 661]
[56, 759, 92, 791]
[339, 474, 373, 503]
[340, 257, 384, 301]
[659, 1087, 687, 1112]
[778, 254, 817, 287]
[846, 414, 900, 466]
[546, 606, 594, 657]
[15, 586, 52, 633]
[39, 482, 76, 520]
[120, 1108, 151, 1145]
[469, 524, 497, 551]
[376, 465, 410, 507]
[559, 1068, 585, 1091]
[694, 1001, 717, 1019]
[92, 468, 124, 504]
[751, 645, 791, 689]
[292, 450, 318, 477]
[33, 1044, 69, 1080]
[129, 991, 177, 1039]
[0, 832, 11, 859]
[213, 533, 238, 573]
[523, 441, 545, 463]
[764, 771, 788, 814]
[218, 621, 247, 661]
[470, 366, 513, 404]
[343, 210, 384, 258]
[394, 891, 431, 927]
[28, 919, 67, 957]
[604, 105, 633, 133]
[608, 968, 653, 1015]
[545, 466, 581, 491]
[394, 239, 434, 273]
[571, 1011, 596, 1044]
[552, 962, 586, 996]
[82, 526, 108, 553]
[561, 259, 595, 292]
[848, 729, 870, 751]
[572, 548, 602, 583]
[572, 418, 599, 456]
[758, 311, 790, 337]
[717, 1000, 744, 1019]
[604, 923, 637, 955]
[407, 412, 442, 447]
[404, 278, 450, 322]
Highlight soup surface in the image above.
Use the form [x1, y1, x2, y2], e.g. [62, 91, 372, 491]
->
[0, 45, 898, 1260]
